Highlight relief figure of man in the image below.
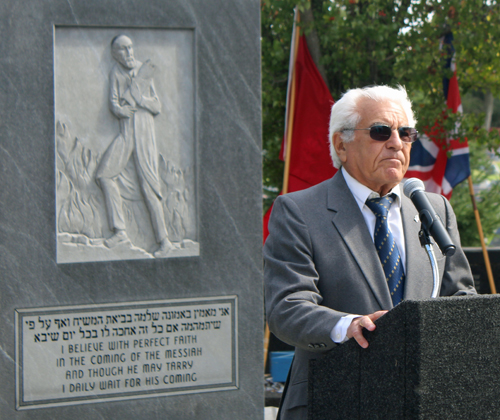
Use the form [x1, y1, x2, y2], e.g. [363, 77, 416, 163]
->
[96, 35, 174, 257]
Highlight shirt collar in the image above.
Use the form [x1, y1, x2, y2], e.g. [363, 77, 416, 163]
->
[341, 167, 402, 209]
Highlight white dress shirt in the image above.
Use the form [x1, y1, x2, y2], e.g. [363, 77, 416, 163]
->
[330, 167, 407, 343]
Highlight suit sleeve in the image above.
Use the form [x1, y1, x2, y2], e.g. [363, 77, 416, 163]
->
[109, 70, 124, 118]
[438, 195, 477, 296]
[264, 195, 348, 352]
[109, 69, 135, 119]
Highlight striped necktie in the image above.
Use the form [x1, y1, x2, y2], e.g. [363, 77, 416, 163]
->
[365, 194, 405, 306]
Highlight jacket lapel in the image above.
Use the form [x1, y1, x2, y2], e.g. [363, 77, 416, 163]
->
[327, 173, 393, 310]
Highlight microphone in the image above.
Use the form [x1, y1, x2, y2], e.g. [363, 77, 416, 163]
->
[403, 178, 456, 256]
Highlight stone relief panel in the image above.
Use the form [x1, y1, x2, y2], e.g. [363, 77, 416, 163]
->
[55, 28, 198, 263]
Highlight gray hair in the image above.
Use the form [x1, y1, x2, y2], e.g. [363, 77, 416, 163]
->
[329, 85, 417, 169]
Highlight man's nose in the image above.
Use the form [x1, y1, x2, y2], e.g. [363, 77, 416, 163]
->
[386, 129, 404, 149]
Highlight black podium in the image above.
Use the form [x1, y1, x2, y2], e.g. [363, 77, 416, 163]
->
[308, 295, 500, 420]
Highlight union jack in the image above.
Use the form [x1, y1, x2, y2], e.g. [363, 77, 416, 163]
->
[405, 32, 470, 199]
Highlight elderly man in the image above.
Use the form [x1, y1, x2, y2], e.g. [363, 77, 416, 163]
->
[96, 34, 174, 257]
[264, 85, 476, 419]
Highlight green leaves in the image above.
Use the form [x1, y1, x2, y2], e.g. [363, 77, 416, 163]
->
[262, 0, 500, 240]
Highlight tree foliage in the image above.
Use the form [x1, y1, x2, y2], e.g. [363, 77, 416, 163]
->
[262, 0, 500, 244]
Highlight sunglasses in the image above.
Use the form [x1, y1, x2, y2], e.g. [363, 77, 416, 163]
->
[342, 125, 418, 143]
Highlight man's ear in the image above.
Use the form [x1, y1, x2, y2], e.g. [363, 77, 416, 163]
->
[333, 132, 347, 164]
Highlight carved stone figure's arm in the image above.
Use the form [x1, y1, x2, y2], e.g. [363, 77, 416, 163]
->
[109, 71, 136, 119]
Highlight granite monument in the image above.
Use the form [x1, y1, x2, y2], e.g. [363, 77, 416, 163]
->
[0, 1, 263, 419]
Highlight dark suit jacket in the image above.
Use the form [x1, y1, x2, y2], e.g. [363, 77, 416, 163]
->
[264, 171, 476, 419]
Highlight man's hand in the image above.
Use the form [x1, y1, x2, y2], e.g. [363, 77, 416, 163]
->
[117, 105, 136, 119]
[346, 310, 388, 348]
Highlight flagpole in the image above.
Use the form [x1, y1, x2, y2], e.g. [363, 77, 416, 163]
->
[282, 9, 301, 195]
[439, 32, 495, 293]
[467, 176, 497, 294]
[264, 8, 302, 372]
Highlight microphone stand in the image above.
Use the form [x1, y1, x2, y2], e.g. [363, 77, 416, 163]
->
[418, 227, 441, 298]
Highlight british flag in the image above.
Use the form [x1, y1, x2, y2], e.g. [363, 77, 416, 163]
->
[405, 32, 470, 199]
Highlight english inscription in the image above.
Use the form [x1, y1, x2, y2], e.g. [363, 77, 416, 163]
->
[16, 297, 237, 409]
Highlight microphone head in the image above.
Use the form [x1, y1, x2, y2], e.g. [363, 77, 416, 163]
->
[403, 178, 425, 198]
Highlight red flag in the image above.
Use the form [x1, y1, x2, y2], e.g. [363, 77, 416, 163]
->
[280, 35, 336, 192]
[263, 17, 336, 242]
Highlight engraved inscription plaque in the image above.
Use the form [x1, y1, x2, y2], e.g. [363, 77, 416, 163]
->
[55, 27, 198, 263]
[16, 297, 237, 409]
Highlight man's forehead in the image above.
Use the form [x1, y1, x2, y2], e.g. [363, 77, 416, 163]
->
[356, 97, 408, 124]
[113, 36, 133, 49]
